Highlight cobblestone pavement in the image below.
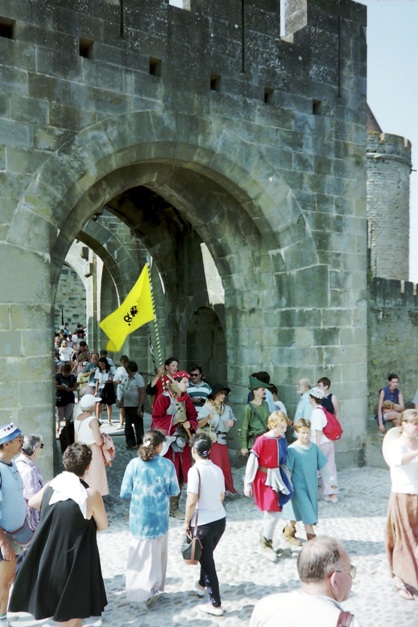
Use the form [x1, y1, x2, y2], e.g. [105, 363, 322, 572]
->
[8, 417, 417, 627]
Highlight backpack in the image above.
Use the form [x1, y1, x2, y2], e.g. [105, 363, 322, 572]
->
[320, 406, 343, 441]
[337, 611, 353, 626]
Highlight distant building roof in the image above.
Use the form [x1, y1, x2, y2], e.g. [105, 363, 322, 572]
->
[367, 104, 382, 133]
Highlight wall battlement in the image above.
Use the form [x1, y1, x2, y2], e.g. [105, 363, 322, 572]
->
[367, 132, 411, 164]
[0, 0, 366, 112]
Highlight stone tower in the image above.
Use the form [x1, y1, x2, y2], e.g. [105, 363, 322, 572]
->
[367, 124, 411, 280]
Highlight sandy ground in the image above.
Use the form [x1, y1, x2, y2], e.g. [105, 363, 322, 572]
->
[8, 416, 417, 627]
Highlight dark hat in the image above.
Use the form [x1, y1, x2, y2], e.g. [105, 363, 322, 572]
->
[248, 375, 273, 391]
[208, 383, 231, 399]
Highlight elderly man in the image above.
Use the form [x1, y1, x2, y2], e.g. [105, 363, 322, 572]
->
[294, 377, 313, 422]
[250, 536, 360, 627]
[0, 423, 27, 627]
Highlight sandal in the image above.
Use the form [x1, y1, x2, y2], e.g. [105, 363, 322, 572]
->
[393, 579, 415, 601]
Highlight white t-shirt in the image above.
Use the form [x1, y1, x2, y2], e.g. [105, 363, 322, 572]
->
[114, 366, 128, 384]
[94, 367, 115, 389]
[187, 460, 225, 526]
[310, 406, 331, 445]
[389, 437, 418, 494]
[250, 591, 360, 627]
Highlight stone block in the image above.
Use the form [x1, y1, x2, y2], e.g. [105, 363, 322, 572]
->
[0, 305, 11, 330]
[6, 147, 48, 175]
[313, 326, 340, 347]
[0, 118, 32, 148]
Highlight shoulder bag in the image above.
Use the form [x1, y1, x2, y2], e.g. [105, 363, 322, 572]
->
[181, 468, 203, 565]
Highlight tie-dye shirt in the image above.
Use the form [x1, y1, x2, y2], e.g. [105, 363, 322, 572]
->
[120, 455, 179, 539]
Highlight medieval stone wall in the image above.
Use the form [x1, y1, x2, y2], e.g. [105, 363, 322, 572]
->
[368, 277, 418, 414]
[0, 0, 369, 475]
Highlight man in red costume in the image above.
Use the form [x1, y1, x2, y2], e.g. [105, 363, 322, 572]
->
[151, 370, 198, 518]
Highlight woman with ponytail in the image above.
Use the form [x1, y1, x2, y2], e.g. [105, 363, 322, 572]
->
[120, 430, 179, 608]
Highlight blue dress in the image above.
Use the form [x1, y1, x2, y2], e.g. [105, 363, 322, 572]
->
[282, 442, 328, 525]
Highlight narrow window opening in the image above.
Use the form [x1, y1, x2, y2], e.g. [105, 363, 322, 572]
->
[0, 17, 15, 40]
[312, 99, 322, 115]
[79, 38, 94, 59]
[149, 57, 162, 77]
[264, 87, 274, 104]
[210, 74, 221, 92]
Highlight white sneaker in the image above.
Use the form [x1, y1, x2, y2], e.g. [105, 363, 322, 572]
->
[195, 581, 206, 597]
[259, 536, 277, 562]
[146, 591, 161, 608]
[198, 603, 224, 616]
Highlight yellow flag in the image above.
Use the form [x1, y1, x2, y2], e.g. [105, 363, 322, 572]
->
[99, 264, 155, 352]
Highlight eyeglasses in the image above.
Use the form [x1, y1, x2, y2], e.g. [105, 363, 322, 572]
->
[334, 564, 357, 580]
[190, 373, 200, 377]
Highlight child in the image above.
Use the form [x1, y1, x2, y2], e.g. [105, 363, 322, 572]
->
[282, 418, 336, 546]
[244, 411, 292, 562]
[309, 386, 339, 502]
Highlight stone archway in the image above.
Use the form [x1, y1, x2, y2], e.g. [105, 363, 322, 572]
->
[186, 307, 226, 386]
[2, 108, 344, 475]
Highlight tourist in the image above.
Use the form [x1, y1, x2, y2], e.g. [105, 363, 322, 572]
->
[185, 434, 226, 617]
[244, 411, 291, 562]
[270, 384, 288, 416]
[197, 383, 237, 494]
[117, 360, 146, 450]
[80, 352, 99, 394]
[114, 355, 129, 426]
[9, 443, 108, 626]
[385, 408, 418, 600]
[94, 356, 116, 425]
[250, 536, 360, 626]
[15, 434, 45, 531]
[120, 430, 179, 607]
[0, 423, 26, 627]
[309, 387, 339, 503]
[317, 377, 340, 420]
[376, 373, 404, 435]
[55, 363, 77, 435]
[294, 377, 312, 422]
[188, 366, 212, 408]
[58, 339, 73, 365]
[74, 393, 108, 496]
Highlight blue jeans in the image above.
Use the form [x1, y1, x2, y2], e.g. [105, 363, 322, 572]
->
[197, 516, 226, 607]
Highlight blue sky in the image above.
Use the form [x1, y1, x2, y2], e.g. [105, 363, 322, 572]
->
[357, 0, 418, 281]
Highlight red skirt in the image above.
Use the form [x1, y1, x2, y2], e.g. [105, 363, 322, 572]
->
[210, 443, 236, 494]
[253, 469, 280, 512]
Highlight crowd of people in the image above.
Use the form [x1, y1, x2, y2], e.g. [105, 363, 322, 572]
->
[0, 342, 417, 624]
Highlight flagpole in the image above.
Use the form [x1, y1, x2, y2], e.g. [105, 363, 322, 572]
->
[147, 263, 162, 370]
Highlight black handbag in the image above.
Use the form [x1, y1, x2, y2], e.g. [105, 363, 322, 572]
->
[181, 468, 202, 565]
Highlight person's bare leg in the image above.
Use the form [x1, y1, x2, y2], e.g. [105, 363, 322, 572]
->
[58, 619, 82, 627]
[107, 403, 112, 424]
[0, 559, 16, 616]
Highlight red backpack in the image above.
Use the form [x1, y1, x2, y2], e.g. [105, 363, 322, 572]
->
[320, 406, 343, 441]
